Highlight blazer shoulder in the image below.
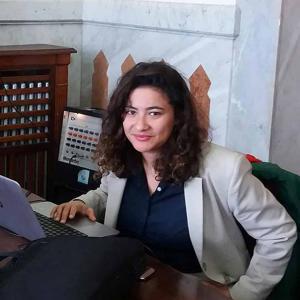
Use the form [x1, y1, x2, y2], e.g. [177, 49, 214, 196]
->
[203, 143, 244, 165]
[200, 143, 250, 177]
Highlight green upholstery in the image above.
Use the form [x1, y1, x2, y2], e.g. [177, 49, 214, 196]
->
[251, 162, 300, 300]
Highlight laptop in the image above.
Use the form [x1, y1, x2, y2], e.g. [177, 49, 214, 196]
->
[0, 175, 118, 241]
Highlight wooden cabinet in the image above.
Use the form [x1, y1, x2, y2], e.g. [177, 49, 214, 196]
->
[0, 44, 76, 197]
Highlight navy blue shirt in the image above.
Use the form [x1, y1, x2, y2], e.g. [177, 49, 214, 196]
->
[117, 170, 201, 273]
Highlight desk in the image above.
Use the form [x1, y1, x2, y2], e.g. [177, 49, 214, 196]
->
[0, 229, 227, 300]
[0, 192, 228, 300]
[132, 256, 228, 300]
[0, 227, 227, 300]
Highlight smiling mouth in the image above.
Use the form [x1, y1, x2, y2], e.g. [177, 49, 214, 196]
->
[133, 134, 152, 141]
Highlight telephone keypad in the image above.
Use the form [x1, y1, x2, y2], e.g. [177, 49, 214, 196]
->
[59, 110, 102, 171]
[64, 126, 99, 161]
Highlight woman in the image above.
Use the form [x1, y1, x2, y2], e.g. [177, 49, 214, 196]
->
[51, 61, 296, 300]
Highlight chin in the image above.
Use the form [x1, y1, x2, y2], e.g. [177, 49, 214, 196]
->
[133, 146, 154, 153]
[131, 143, 155, 153]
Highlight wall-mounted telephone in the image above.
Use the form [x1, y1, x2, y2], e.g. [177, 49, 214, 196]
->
[58, 107, 105, 171]
[48, 107, 105, 203]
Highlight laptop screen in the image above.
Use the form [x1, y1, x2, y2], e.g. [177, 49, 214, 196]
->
[0, 175, 46, 241]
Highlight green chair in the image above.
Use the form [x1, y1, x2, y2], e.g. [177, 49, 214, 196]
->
[251, 162, 300, 300]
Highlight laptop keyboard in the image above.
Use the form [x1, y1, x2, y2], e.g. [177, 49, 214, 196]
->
[34, 211, 87, 237]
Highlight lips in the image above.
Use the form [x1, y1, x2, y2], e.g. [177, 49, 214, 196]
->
[133, 134, 152, 141]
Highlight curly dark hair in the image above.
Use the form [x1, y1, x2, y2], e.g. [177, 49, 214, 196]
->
[96, 61, 208, 183]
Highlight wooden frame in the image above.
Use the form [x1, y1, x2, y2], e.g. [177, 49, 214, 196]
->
[0, 44, 76, 197]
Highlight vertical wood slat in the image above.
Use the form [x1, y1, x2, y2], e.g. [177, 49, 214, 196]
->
[52, 64, 69, 160]
[37, 151, 46, 197]
[13, 153, 26, 187]
[8, 154, 16, 182]
[26, 152, 37, 194]
[0, 149, 47, 196]
[0, 155, 6, 176]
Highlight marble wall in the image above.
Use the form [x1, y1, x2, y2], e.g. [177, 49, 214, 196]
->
[143, 0, 236, 4]
[81, 0, 239, 147]
[81, 0, 285, 162]
[227, 0, 282, 160]
[2, 0, 299, 172]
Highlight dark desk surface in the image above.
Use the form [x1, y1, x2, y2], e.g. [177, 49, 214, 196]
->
[132, 256, 227, 300]
[0, 193, 228, 300]
[0, 226, 227, 300]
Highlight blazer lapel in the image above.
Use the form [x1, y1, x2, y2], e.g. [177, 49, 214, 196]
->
[104, 176, 127, 228]
[184, 177, 204, 261]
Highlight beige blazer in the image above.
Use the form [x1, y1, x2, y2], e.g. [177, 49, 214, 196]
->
[78, 143, 297, 300]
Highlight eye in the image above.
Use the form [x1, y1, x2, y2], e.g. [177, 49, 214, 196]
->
[149, 111, 162, 116]
[124, 108, 136, 116]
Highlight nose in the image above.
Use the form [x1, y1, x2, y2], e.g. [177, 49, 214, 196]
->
[135, 114, 149, 131]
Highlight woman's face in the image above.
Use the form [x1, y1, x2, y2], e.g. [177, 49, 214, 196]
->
[123, 86, 175, 158]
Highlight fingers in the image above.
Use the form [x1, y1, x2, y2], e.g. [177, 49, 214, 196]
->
[50, 205, 66, 221]
[69, 205, 78, 219]
[51, 203, 70, 223]
[60, 203, 74, 224]
[50, 200, 96, 223]
[84, 207, 97, 222]
[50, 201, 81, 223]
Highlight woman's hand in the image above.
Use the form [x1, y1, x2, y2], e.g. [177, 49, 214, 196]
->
[50, 200, 96, 223]
[202, 280, 232, 299]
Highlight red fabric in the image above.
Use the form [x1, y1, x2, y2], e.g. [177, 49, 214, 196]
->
[245, 154, 262, 163]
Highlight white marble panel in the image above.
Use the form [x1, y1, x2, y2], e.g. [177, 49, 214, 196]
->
[82, 0, 239, 37]
[0, 0, 82, 21]
[81, 24, 234, 145]
[270, 0, 300, 175]
[227, 0, 282, 161]
[0, 23, 82, 106]
[142, 0, 236, 4]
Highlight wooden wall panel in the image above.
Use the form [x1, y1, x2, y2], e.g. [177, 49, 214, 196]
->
[0, 44, 76, 197]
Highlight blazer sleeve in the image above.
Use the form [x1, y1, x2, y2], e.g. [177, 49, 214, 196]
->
[76, 175, 108, 220]
[227, 156, 297, 300]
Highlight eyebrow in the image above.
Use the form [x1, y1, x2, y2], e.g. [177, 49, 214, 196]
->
[125, 105, 164, 110]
